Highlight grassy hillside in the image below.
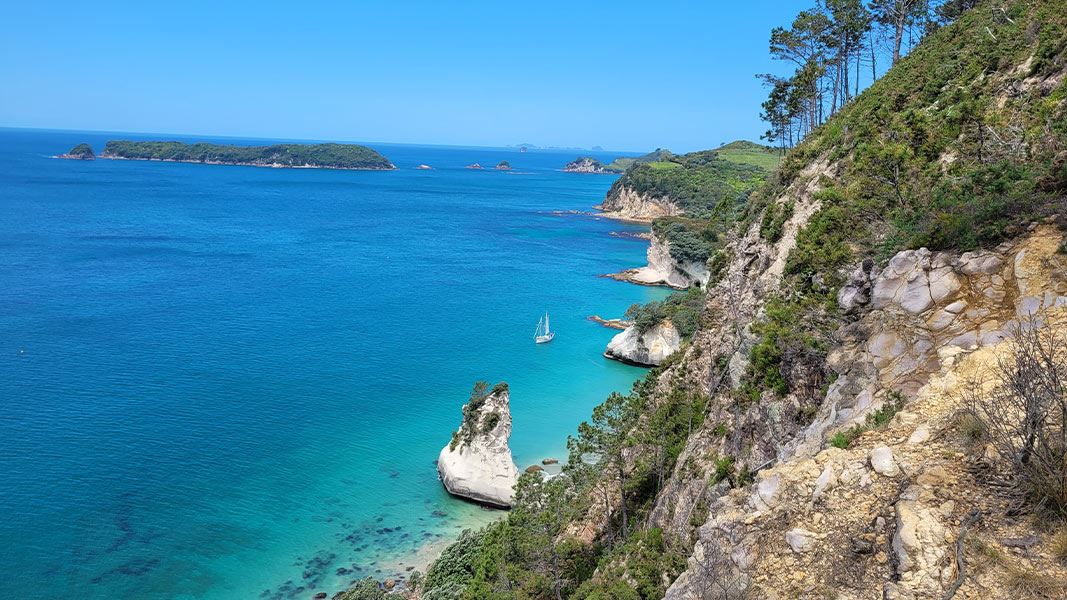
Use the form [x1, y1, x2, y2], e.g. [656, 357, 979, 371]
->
[607, 143, 777, 219]
[714, 140, 781, 170]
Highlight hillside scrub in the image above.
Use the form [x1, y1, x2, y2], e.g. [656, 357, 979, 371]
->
[964, 319, 1067, 517]
[624, 288, 706, 337]
[608, 147, 775, 219]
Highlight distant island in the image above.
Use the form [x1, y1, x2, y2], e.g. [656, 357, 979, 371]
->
[97, 140, 395, 170]
[495, 161, 511, 171]
[563, 148, 674, 174]
[57, 143, 95, 160]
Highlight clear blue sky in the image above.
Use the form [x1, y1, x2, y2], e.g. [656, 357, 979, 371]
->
[1, 1, 809, 153]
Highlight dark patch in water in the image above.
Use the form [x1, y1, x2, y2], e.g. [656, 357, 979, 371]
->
[90, 557, 161, 583]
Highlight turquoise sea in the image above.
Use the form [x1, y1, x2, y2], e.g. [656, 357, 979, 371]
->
[0, 129, 668, 599]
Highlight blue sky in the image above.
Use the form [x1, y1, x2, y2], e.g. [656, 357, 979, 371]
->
[1, 1, 810, 152]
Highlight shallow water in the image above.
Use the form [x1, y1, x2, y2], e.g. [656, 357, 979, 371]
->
[0, 128, 668, 599]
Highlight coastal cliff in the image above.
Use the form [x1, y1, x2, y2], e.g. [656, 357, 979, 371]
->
[415, 3, 1067, 598]
[607, 229, 710, 289]
[437, 382, 519, 509]
[596, 184, 681, 223]
[604, 320, 682, 367]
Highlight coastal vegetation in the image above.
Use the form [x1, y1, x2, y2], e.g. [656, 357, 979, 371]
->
[399, 1, 1067, 598]
[624, 288, 706, 338]
[606, 145, 775, 220]
[100, 140, 395, 170]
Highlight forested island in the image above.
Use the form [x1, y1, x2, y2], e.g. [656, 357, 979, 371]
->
[99, 140, 395, 170]
[57, 143, 95, 160]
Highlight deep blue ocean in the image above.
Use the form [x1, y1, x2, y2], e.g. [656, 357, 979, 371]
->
[0, 128, 667, 599]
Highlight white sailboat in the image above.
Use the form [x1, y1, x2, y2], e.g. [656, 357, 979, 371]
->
[534, 311, 555, 344]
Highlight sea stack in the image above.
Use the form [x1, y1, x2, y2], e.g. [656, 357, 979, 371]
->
[58, 143, 95, 160]
[495, 160, 511, 171]
[437, 381, 519, 508]
[604, 320, 681, 367]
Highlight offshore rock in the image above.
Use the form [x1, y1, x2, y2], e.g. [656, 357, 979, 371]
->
[437, 383, 519, 508]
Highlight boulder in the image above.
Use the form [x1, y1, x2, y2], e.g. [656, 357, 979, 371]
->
[870, 446, 899, 477]
[785, 528, 820, 553]
[437, 382, 520, 508]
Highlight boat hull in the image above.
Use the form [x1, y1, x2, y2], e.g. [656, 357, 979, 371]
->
[535, 333, 555, 344]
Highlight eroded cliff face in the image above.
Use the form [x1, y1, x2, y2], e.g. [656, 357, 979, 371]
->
[608, 231, 710, 290]
[596, 185, 681, 223]
[664, 226, 1067, 599]
[604, 320, 683, 367]
[437, 385, 519, 508]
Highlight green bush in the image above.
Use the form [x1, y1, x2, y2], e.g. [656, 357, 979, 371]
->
[624, 288, 705, 337]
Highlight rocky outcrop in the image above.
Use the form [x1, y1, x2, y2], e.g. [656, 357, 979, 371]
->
[606, 231, 710, 289]
[595, 185, 680, 222]
[787, 224, 1067, 460]
[564, 157, 619, 173]
[58, 143, 95, 160]
[437, 383, 519, 508]
[588, 315, 632, 330]
[495, 161, 511, 171]
[664, 226, 1067, 600]
[465, 163, 483, 170]
[604, 320, 682, 367]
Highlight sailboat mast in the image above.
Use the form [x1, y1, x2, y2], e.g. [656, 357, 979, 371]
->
[545, 311, 550, 334]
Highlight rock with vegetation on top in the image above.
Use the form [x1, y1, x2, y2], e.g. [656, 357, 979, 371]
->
[495, 161, 511, 170]
[604, 319, 681, 367]
[563, 156, 621, 174]
[437, 381, 519, 508]
[608, 229, 711, 289]
[59, 143, 95, 160]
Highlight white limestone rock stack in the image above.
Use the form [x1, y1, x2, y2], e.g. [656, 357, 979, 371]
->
[437, 382, 520, 508]
[608, 232, 711, 290]
[604, 319, 682, 367]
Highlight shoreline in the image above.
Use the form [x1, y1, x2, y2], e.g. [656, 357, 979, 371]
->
[88, 154, 397, 171]
[363, 208, 655, 591]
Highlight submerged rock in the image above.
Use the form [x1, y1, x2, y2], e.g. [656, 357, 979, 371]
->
[437, 382, 519, 508]
[604, 320, 682, 367]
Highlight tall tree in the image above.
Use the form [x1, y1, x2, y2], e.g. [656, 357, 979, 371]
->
[871, 0, 924, 64]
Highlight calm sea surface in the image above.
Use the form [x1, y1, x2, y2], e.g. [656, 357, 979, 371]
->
[0, 128, 667, 599]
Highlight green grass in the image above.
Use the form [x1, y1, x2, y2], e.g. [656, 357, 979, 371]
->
[716, 140, 782, 171]
[646, 161, 682, 170]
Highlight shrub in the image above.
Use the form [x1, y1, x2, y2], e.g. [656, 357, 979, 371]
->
[624, 288, 705, 337]
[963, 319, 1067, 517]
[759, 200, 794, 243]
[830, 425, 866, 449]
[1052, 527, 1067, 564]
